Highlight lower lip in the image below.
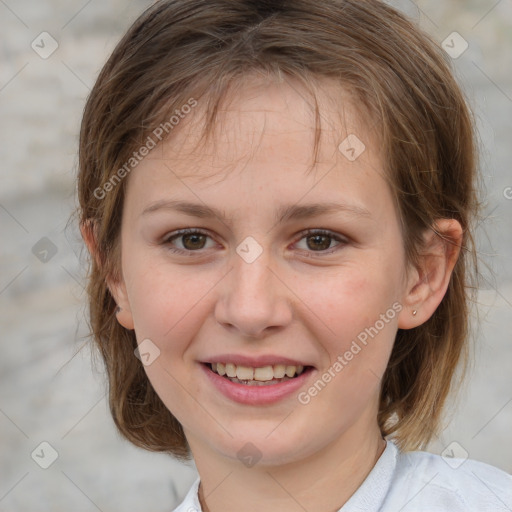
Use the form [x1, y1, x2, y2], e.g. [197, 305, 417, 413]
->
[201, 363, 314, 405]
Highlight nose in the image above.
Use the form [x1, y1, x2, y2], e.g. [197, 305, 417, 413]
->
[214, 248, 293, 339]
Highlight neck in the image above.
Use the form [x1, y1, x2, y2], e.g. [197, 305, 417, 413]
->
[193, 428, 386, 512]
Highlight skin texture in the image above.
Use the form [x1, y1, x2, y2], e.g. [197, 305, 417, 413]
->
[83, 76, 462, 512]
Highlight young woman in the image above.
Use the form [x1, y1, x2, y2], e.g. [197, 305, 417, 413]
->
[77, 1, 511, 510]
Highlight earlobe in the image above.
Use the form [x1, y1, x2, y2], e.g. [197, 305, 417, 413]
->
[397, 218, 463, 330]
[106, 272, 135, 331]
[114, 305, 135, 331]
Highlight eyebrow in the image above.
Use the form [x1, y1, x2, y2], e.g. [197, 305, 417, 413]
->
[141, 200, 372, 224]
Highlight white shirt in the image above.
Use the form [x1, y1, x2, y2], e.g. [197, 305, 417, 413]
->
[172, 439, 512, 511]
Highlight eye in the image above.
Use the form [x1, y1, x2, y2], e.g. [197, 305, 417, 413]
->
[162, 228, 347, 256]
[163, 229, 216, 254]
[294, 229, 347, 255]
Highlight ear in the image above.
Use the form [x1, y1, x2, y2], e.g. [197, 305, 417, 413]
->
[80, 218, 101, 267]
[397, 218, 463, 329]
[80, 219, 135, 330]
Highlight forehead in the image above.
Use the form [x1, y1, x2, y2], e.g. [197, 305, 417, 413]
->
[142, 75, 381, 171]
[125, 75, 389, 220]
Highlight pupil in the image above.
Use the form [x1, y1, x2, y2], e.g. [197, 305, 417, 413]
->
[183, 234, 205, 250]
[308, 234, 330, 251]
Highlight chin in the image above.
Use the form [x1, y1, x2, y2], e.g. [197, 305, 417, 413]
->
[200, 422, 319, 468]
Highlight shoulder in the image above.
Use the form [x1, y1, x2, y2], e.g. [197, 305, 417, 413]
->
[383, 443, 512, 511]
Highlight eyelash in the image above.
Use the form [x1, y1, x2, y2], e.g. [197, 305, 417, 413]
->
[162, 228, 347, 257]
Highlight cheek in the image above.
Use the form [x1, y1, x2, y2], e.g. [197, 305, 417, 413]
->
[304, 261, 400, 394]
[308, 264, 397, 339]
[126, 255, 211, 342]
[125, 259, 210, 428]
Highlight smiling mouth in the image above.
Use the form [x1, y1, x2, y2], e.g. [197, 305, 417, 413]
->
[205, 362, 313, 386]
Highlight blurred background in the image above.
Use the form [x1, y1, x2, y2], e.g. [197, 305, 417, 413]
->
[0, 0, 511, 510]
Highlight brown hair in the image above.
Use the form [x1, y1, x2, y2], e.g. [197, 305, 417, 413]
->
[77, 0, 482, 459]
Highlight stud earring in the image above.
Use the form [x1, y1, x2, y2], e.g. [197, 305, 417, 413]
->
[412, 309, 417, 316]
[115, 306, 121, 314]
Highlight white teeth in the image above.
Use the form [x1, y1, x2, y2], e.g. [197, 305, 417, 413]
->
[236, 366, 254, 380]
[225, 363, 237, 378]
[273, 364, 286, 378]
[253, 366, 274, 381]
[210, 362, 307, 381]
[285, 365, 296, 378]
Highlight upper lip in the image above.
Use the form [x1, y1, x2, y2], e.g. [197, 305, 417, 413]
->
[202, 354, 313, 368]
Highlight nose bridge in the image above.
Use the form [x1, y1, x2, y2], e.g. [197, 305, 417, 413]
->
[215, 240, 292, 337]
[234, 246, 274, 299]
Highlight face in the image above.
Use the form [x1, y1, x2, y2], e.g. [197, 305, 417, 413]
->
[112, 77, 412, 467]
